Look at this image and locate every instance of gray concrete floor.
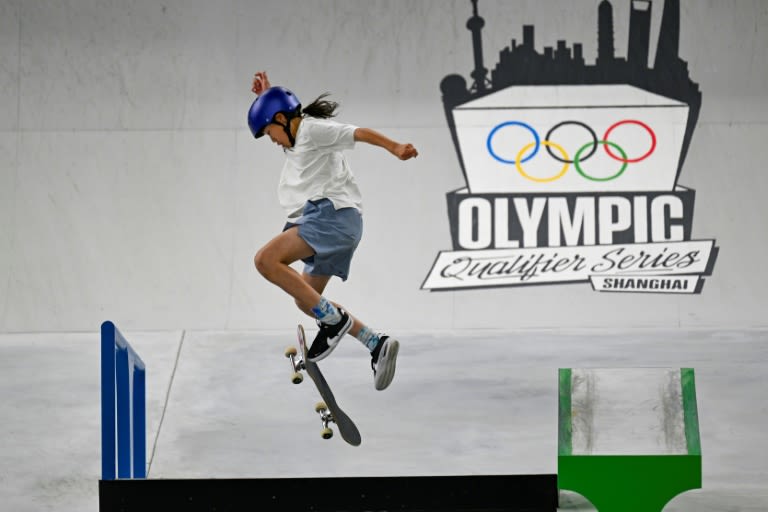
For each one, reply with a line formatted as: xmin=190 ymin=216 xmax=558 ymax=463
xmin=0 ymin=328 xmax=766 ymax=511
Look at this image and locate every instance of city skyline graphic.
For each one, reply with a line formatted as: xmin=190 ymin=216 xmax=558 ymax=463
xmin=440 ymin=0 xmax=702 ymax=186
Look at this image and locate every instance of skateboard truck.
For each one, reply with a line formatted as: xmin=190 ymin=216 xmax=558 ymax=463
xmin=284 ymin=346 xmax=305 ymax=384
xmin=314 ymin=402 xmax=334 ymax=439
xmin=284 ymin=346 xmax=338 ymax=440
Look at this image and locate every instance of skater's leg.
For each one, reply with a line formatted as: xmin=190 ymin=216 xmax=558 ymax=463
xmin=301 ymin=271 xmax=383 ymax=349
xmin=300 ymin=272 xmax=397 ymax=389
xmin=255 ymin=229 xmax=351 ymax=360
xmin=255 ymin=227 xmax=330 ymax=316
xmin=299 ymin=272 xmax=368 ymax=336
xmin=294 ymin=272 xmax=330 ymax=316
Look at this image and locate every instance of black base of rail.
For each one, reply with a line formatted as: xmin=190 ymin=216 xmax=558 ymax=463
xmin=100 ymin=473 xmax=558 ymax=512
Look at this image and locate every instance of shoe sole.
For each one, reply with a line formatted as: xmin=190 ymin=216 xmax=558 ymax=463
xmin=307 ymin=315 xmax=353 ymax=363
xmin=374 ymin=339 xmax=399 ymax=390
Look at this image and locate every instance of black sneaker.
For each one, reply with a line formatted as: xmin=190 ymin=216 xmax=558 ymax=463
xmin=307 ymin=309 xmax=352 ymax=362
xmin=371 ymin=335 xmax=399 ymax=390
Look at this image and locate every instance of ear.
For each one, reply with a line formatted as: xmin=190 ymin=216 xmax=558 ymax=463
xmin=273 ymin=112 xmax=288 ymax=124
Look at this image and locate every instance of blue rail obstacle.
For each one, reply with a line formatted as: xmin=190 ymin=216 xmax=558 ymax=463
xmin=558 ymin=367 xmax=702 ymax=512
xmin=101 ymin=321 xmax=146 ymax=480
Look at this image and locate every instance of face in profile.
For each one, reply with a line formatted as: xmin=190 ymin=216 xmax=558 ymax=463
xmin=263 ymin=113 xmax=293 ymax=148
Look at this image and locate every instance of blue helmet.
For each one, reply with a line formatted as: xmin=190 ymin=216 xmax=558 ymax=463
xmin=247 ymin=86 xmax=301 ymax=139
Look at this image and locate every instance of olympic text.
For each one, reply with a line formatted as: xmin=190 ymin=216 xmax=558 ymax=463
xmin=449 ymin=191 xmax=694 ymax=250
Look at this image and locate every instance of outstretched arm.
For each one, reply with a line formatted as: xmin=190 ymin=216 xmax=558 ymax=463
xmin=354 ymin=127 xmax=418 ymax=160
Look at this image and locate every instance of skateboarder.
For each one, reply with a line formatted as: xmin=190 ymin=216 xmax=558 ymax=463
xmin=249 ymin=71 xmax=417 ymax=391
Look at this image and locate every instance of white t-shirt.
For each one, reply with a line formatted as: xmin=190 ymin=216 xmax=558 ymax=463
xmin=278 ymin=116 xmax=363 ymax=221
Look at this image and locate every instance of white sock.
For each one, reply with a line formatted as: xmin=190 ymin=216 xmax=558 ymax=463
xmin=355 ymin=326 xmax=381 ymax=352
xmin=311 ymin=296 xmax=342 ymax=325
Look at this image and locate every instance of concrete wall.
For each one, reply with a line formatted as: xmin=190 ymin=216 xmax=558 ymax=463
xmin=0 ymin=0 xmax=766 ymax=333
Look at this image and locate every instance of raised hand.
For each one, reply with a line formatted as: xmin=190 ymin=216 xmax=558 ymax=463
xmin=252 ymin=71 xmax=271 ymax=95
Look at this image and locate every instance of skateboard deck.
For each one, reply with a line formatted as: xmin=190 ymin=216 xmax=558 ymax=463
xmin=284 ymin=324 xmax=361 ymax=446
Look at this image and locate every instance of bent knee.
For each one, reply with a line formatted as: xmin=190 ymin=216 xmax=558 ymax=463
xmin=254 ymin=248 xmax=273 ymax=277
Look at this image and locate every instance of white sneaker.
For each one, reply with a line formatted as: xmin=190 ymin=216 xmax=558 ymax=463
xmin=371 ymin=335 xmax=399 ymax=390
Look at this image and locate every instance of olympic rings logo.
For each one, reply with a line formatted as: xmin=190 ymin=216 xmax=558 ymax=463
xmin=486 ymin=120 xmax=657 ymax=182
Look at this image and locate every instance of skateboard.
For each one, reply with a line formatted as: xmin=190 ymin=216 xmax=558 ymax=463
xmin=284 ymin=324 xmax=362 ymax=446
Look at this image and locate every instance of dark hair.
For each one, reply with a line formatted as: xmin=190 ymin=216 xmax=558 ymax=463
xmin=301 ymin=93 xmax=339 ymax=119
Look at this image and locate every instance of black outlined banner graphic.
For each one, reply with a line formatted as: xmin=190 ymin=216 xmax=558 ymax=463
xmin=422 ymin=240 xmax=716 ymax=291
xmin=424 ymin=1 xmax=716 ymax=295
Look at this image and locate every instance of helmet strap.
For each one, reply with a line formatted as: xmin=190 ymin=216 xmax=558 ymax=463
xmin=282 ymin=120 xmax=296 ymax=147
xmin=274 ymin=108 xmax=300 ymax=147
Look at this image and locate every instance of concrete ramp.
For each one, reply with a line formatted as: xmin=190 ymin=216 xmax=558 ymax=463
xmin=558 ymin=368 xmax=702 ymax=512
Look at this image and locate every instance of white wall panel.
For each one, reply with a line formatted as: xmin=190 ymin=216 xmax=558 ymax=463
xmin=1 ymin=0 xmax=767 ymax=332
xmin=676 ymin=122 xmax=768 ymax=328
xmin=4 ymin=130 xmax=236 ymax=331
xmin=0 ymin=1 xmax=19 ymax=131
xmin=19 ymin=0 xmax=239 ymax=131
xmin=0 ymin=134 xmax=17 ymax=329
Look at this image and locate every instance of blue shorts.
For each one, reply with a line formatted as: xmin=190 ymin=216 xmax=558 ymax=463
xmin=283 ymin=199 xmax=363 ymax=281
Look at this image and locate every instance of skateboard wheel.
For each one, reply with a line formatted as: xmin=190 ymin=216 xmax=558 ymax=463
xmin=315 ymin=401 xmax=327 ymax=413
xmin=321 ymin=427 xmax=333 ymax=439
xmin=284 ymin=346 xmax=298 ymax=358
xmin=291 ymin=372 xmax=303 ymax=384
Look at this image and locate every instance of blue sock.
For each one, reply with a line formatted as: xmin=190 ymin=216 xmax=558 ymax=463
xmin=355 ymin=326 xmax=381 ymax=352
xmin=311 ymin=296 xmax=342 ymax=325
